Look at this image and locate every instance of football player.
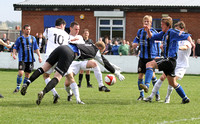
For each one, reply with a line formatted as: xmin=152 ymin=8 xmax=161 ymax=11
xmin=144 ymin=21 xmax=194 ymax=103
xmin=140 ymin=17 xmax=195 ymax=104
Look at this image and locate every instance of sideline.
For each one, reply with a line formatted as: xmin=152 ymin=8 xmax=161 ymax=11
xmin=158 ymin=117 xmax=200 ymax=124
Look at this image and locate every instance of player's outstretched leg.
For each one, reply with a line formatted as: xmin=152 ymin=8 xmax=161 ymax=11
xmin=21 ymin=67 xmax=44 ymax=95
xmin=152 ymin=76 xmax=160 ymax=101
xmin=36 ymin=77 xmax=59 ymax=105
xmin=175 ymin=84 xmax=190 ymax=104
xmin=137 ymin=79 xmax=144 ymax=100
xmin=140 ymin=67 xmax=154 ymax=93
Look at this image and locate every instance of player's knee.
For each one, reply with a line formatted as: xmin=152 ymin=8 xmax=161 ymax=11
xmin=146 ymin=61 xmax=155 ymax=68
xmin=43 ymin=73 xmax=50 ymax=79
xmin=87 ymin=60 xmax=97 ymax=68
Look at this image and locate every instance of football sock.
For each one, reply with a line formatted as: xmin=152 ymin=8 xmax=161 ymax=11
xmin=16 ymin=75 xmax=22 ymax=90
xmin=70 ymin=82 xmax=81 ymax=102
xmin=145 ymin=68 xmax=153 ymax=88
xmin=45 ymin=77 xmax=58 ymax=96
xmin=93 ymin=66 xmax=104 ymax=87
xmin=43 ymin=77 xmax=59 ymax=95
xmin=152 ymin=76 xmax=159 ymax=95
xmin=64 ymin=85 xmax=72 ymax=96
xmin=78 ymin=74 xmax=83 ymax=85
xmin=86 ymin=74 xmax=91 ymax=85
xmin=150 ymin=79 xmax=163 ymax=98
xmin=28 ymin=67 xmax=44 ymax=84
xmin=165 ymin=85 xmax=173 ymax=99
xmin=175 ymin=84 xmax=187 ymax=100
xmin=138 ymin=79 xmax=144 ymax=97
xmin=23 ymin=77 xmax=29 ymax=84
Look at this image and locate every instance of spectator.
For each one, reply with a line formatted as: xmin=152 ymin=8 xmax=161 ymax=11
xmin=35 ymin=32 xmax=39 ymax=39
xmin=111 ymin=40 xmax=120 ymax=55
xmin=36 ymin=33 xmax=46 ymax=53
xmin=0 ymin=33 xmax=7 ymax=52
xmin=4 ymin=39 xmax=12 ymax=52
xmin=195 ymin=39 xmax=200 ymax=57
xmin=99 ymin=37 xmax=103 ymax=42
xmin=103 ymin=37 xmax=112 ymax=55
xmin=118 ymin=39 xmax=129 ymax=56
xmin=190 ymin=40 xmax=196 ymax=56
xmin=126 ymin=40 xmax=131 ymax=55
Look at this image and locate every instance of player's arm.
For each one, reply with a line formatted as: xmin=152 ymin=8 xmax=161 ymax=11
xmin=187 ymin=36 xmax=195 ymax=57
xmin=12 ymin=38 xmax=20 ymax=60
xmin=0 ymin=39 xmax=11 ymax=48
xmin=179 ymin=45 xmax=189 ymax=50
xmin=144 ymin=25 xmax=152 ymax=38
xmin=94 ymin=51 xmax=125 ymax=81
xmin=12 ymin=49 xmax=17 ymax=60
xmin=35 ymin=49 xmax=42 ymax=63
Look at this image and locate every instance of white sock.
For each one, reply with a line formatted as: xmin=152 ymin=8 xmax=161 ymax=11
xmin=165 ymin=85 xmax=173 ymax=99
xmin=45 ymin=77 xmax=58 ymax=96
xmin=149 ymin=79 xmax=163 ymax=98
xmin=70 ymin=82 xmax=81 ymax=102
xmin=64 ymin=85 xmax=72 ymax=96
xmin=93 ymin=66 xmax=104 ymax=87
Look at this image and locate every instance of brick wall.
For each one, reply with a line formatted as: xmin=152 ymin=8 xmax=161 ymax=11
xmin=22 ymin=11 xmax=200 ymax=43
xmin=22 ymin=11 xmax=96 ymax=41
xmin=126 ymin=12 xmax=200 ymax=42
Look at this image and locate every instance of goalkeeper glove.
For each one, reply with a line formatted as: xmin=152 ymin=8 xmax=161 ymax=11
xmin=114 ymin=70 xmax=125 ymax=81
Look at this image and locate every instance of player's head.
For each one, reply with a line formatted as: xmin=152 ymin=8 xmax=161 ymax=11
xmin=143 ymin=15 xmax=152 ymax=27
xmin=174 ymin=21 xmax=185 ymax=31
xmin=83 ymin=29 xmax=89 ymax=39
xmin=95 ymin=41 xmax=105 ymax=54
xmin=22 ymin=24 xmax=31 ymax=36
xmin=161 ymin=16 xmax=173 ymax=32
xmin=55 ymin=18 xmax=66 ymax=26
xmin=70 ymin=21 xmax=80 ymax=35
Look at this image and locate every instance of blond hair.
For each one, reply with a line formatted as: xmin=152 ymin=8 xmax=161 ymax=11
xmin=95 ymin=41 xmax=105 ymax=50
xmin=143 ymin=15 xmax=152 ymax=23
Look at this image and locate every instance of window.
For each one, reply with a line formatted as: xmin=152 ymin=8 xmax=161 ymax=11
xmin=97 ymin=18 xmax=125 ymax=42
xmin=152 ymin=19 xmax=180 ymax=32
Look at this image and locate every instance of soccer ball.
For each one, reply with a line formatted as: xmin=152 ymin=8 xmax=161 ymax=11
xmin=105 ymin=74 xmax=117 ymax=86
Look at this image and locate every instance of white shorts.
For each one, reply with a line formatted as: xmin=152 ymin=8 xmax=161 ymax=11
xmin=64 ymin=60 xmax=89 ymax=76
xmin=175 ymin=66 xmax=186 ymax=80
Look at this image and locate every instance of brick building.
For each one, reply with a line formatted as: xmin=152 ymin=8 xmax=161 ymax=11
xmin=14 ymin=0 xmax=200 ymax=42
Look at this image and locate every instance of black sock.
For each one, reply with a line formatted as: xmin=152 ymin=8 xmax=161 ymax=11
xmin=86 ymin=74 xmax=90 ymax=85
xmin=28 ymin=67 xmax=44 ymax=85
xmin=79 ymin=74 xmax=83 ymax=85
xmin=43 ymin=77 xmax=59 ymax=95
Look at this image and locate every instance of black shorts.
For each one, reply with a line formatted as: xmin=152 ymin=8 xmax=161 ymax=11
xmin=155 ymin=57 xmax=176 ymax=77
xmin=137 ymin=58 xmax=154 ymax=73
xmin=18 ymin=61 xmax=34 ymax=73
xmin=46 ymin=45 xmax=75 ymax=76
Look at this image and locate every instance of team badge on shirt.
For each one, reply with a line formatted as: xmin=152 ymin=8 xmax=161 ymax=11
xmin=30 ymin=38 xmax=33 ymax=43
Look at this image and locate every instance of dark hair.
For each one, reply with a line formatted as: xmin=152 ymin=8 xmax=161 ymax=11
xmin=161 ymin=16 xmax=173 ymax=28
xmin=23 ymin=24 xmax=30 ymax=30
xmin=174 ymin=21 xmax=185 ymax=29
xmin=70 ymin=21 xmax=79 ymax=28
xmin=55 ymin=18 xmax=66 ymax=26
xmin=83 ymin=28 xmax=89 ymax=33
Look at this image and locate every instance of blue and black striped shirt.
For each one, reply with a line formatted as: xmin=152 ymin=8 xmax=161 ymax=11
xmin=133 ymin=28 xmax=161 ymax=59
xmin=13 ymin=35 xmax=39 ymax=62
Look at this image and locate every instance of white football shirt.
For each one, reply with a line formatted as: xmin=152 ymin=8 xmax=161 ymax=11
xmin=43 ymin=27 xmax=70 ymax=56
xmin=68 ymin=34 xmax=85 ymax=44
xmin=176 ymin=40 xmax=192 ymax=68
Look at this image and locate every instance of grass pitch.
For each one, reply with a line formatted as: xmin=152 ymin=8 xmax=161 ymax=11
xmin=0 ymin=70 xmax=200 ymax=124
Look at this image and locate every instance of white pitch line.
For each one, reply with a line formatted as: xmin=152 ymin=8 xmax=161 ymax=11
xmin=158 ymin=117 xmax=200 ymax=124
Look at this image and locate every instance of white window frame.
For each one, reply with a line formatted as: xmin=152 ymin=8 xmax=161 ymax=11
xmin=96 ymin=18 xmax=125 ymax=41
